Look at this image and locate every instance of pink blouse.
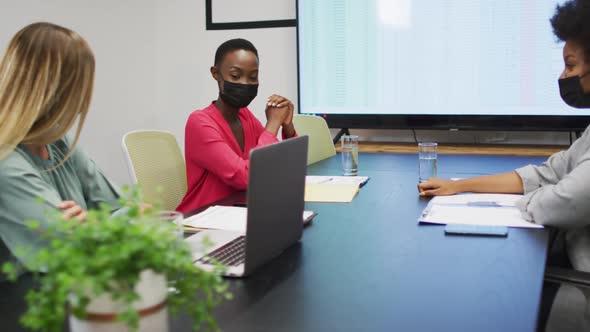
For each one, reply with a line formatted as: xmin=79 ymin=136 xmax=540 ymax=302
xmin=176 ymin=102 xmax=286 ymax=213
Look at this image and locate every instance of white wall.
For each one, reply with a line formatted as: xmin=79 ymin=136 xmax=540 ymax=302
xmin=0 ymin=0 xmax=297 ymax=184
xmin=0 ymin=0 xmax=569 ymax=185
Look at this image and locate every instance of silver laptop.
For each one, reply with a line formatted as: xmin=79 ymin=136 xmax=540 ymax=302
xmin=185 ymin=135 xmax=308 ymax=277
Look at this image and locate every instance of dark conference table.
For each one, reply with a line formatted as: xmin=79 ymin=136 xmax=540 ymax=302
xmin=1 ymin=153 xmax=550 ymax=332
xmin=189 ymin=153 xmax=550 ymax=332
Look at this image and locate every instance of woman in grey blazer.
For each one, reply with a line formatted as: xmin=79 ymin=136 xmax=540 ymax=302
xmin=419 ymin=0 xmax=590 ymax=330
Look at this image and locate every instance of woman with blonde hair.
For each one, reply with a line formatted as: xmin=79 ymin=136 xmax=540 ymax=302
xmin=0 ymin=23 xmax=119 ymax=271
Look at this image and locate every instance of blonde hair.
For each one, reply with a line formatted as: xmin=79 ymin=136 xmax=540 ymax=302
xmin=0 ymin=22 xmax=95 ymax=164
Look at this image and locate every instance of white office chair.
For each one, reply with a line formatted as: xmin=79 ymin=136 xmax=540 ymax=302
xmin=122 ymin=130 xmax=187 ymax=211
xmin=292 ymin=114 xmax=336 ymax=164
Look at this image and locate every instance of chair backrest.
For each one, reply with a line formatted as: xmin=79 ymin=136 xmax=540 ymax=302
xmin=122 ymin=130 xmax=187 ymax=211
xmin=292 ymin=114 xmax=336 ymax=164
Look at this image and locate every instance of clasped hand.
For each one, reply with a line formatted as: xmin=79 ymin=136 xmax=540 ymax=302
xmin=265 ymin=94 xmax=293 ymax=126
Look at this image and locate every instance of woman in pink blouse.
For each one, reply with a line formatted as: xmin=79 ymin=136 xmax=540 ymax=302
xmin=176 ymin=38 xmax=296 ymax=212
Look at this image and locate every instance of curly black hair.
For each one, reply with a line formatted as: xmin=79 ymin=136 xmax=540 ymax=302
xmin=214 ymin=38 xmax=258 ymax=67
xmin=551 ymin=0 xmax=590 ymax=60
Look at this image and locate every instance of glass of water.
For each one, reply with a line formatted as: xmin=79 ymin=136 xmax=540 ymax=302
xmin=418 ymin=142 xmax=438 ymax=183
xmin=156 ymin=211 xmax=184 ymax=294
xmin=341 ymin=135 xmax=359 ymax=176
xmin=157 ymin=210 xmax=184 ymax=239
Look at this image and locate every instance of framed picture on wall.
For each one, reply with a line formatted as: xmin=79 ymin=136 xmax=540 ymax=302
xmin=206 ymin=0 xmax=296 ymax=30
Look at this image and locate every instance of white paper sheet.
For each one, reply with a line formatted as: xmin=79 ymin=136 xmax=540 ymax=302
xmin=183 ymin=206 xmax=316 ymax=233
xmin=419 ymin=194 xmax=543 ymax=229
xmin=429 ymin=193 xmax=522 ymax=207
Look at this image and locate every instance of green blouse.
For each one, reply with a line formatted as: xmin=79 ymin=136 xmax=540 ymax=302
xmin=0 ymin=137 xmax=120 ymax=270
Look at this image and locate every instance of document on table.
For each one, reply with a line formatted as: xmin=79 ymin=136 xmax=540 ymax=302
xmin=418 ymin=193 xmax=543 ymax=229
xmin=304 ymin=183 xmax=360 ymax=202
xmin=304 ymin=176 xmax=368 ymax=202
xmin=183 ymin=206 xmax=316 ymax=233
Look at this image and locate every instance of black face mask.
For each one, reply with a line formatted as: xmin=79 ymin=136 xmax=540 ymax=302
xmin=558 ymin=72 xmax=590 ymax=108
xmin=219 ymin=77 xmax=258 ymax=109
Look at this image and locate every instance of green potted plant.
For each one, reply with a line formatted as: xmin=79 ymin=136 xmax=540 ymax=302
xmin=2 ymin=187 xmax=230 ymax=332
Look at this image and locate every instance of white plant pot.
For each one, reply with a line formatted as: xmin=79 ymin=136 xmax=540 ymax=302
xmin=69 ymin=270 xmax=169 ymax=332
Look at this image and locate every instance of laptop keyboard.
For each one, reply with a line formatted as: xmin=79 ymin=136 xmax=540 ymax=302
xmin=196 ymin=236 xmax=246 ymax=266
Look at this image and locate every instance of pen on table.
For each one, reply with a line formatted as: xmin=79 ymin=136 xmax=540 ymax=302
xmin=433 ymin=201 xmax=506 ymax=208
xmin=466 ymin=201 xmax=502 ymax=207
xmin=359 ymin=178 xmax=370 ymax=188
xmin=317 ymin=177 xmax=333 ymax=184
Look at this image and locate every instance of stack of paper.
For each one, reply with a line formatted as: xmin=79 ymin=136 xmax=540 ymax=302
xmin=304 ymin=176 xmax=369 ymax=203
xmin=418 ymin=193 xmax=543 ymax=229
xmin=183 ymin=206 xmax=316 ymax=233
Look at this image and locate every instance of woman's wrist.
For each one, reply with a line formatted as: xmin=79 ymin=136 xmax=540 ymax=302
xmin=264 ymin=120 xmax=281 ymax=136
xmin=452 ymin=179 xmax=467 ymax=194
xmin=282 ymin=123 xmax=296 ymax=138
